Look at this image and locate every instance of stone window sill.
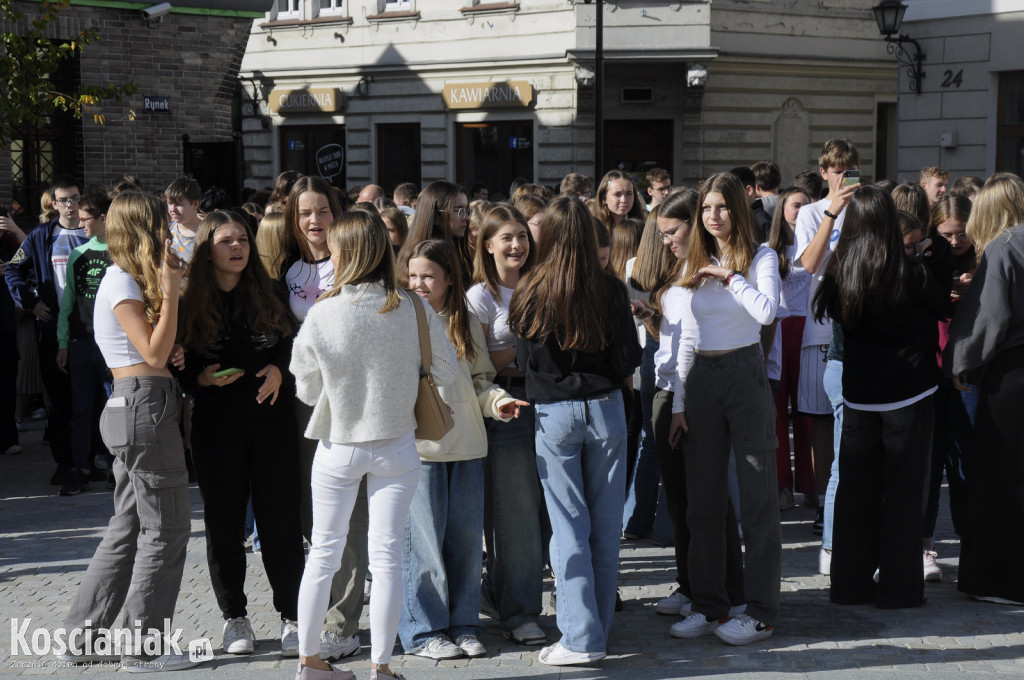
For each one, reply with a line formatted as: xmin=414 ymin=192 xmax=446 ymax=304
xmin=261 ymin=15 xmax=354 ymax=28
xmin=460 ymin=2 xmax=519 ymax=15
xmin=366 ymin=10 xmax=420 ymax=23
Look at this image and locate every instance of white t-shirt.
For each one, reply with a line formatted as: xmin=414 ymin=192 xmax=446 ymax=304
xmin=466 ymin=282 xmax=515 ymax=353
xmin=286 ymin=257 xmax=334 ymax=322
xmin=51 ymin=226 xmax=88 ymax=309
xmin=794 ymin=198 xmax=846 ymax=347
xmin=777 ymin=244 xmax=811 ymax=320
xmin=93 ymin=265 xmax=147 ymax=369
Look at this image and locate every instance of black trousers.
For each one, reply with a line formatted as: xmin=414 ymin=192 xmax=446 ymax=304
xmin=651 ymin=388 xmax=744 ymax=607
xmin=36 ymin=327 xmax=72 ymax=467
xmin=831 ymin=397 xmax=933 ymax=609
xmin=0 ymin=330 xmax=17 ymax=451
xmin=191 ymin=407 xmax=306 ymax=621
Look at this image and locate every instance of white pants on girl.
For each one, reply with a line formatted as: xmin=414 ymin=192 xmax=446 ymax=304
xmin=297 ymin=432 xmax=421 ymax=664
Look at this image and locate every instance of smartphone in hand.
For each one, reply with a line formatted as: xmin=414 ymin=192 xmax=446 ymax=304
xmin=842 ymin=169 xmax=860 ymax=187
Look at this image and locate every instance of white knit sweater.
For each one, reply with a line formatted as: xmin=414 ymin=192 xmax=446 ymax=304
xmin=290 ymin=283 xmax=459 ymax=444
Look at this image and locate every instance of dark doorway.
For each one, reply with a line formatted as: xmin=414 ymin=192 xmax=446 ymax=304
xmin=455 ymin=120 xmax=533 ymax=199
xmin=377 ymin=123 xmax=421 ymax=195
xmin=183 ymin=135 xmax=242 ymax=203
xmin=603 ymin=119 xmax=673 ymax=178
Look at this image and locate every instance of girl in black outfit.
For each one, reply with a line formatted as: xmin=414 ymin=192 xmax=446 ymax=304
xmin=812 ymin=186 xmax=952 ymax=609
xmin=177 ymin=210 xmax=306 ymax=655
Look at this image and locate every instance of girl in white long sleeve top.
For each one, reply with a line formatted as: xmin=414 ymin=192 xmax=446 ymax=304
xmin=666 ymin=173 xmax=782 ymax=647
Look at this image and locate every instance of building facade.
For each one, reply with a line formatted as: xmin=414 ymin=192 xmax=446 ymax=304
xmin=896 ymin=0 xmax=1024 ymax=181
xmin=1 ymin=0 xmax=263 ymax=224
xmin=240 ymin=0 xmax=898 ymax=196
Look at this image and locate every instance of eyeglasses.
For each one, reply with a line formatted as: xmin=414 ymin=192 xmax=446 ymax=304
xmin=657 ymin=222 xmax=688 ymax=240
xmin=78 ymin=215 xmax=96 ymax=224
xmin=54 ymin=196 xmax=82 ymax=206
xmin=441 ymin=207 xmax=469 ymax=219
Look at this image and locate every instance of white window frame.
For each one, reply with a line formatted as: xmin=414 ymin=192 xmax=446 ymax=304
xmin=383 ymin=0 xmax=412 ymax=11
xmin=317 ymin=0 xmax=346 ymax=16
xmin=276 ymin=0 xmax=301 ymax=19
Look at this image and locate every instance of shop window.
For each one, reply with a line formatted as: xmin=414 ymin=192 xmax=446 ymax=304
xmin=376 ymin=123 xmax=421 ymax=195
xmin=997 ymin=71 xmax=1024 ymax=176
xmin=455 ymin=121 xmax=533 ymax=200
xmin=280 ymin=125 xmax=347 ymax=188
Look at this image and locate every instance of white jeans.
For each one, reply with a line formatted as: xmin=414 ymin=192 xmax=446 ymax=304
xmin=297 ymin=432 xmax=421 ymax=663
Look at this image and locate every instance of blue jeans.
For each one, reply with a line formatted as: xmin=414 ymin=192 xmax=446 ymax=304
xmin=482 ymin=384 xmax=543 ymax=631
xmin=822 ymin=360 xmax=843 ymax=551
xmin=623 ymin=337 xmax=660 ymax=535
xmin=399 ymin=458 xmax=484 ymax=652
xmin=535 ymin=390 xmax=626 ymax=653
xmin=69 ymin=339 xmax=112 ymax=472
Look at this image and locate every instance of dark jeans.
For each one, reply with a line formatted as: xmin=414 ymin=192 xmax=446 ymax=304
xmin=831 ymin=397 xmax=933 ymax=609
xmin=623 ymin=337 xmax=661 ymax=536
xmin=0 ymin=330 xmax=17 ymax=451
xmin=68 ymin=339 xmax=111 ymax=472
xmin=192 ymin=409 xmax=306 ymax=621
xmin=684 ymin=345 xmax=780 ymax=625
xmin=37 ymin=327 xmax=72 ymax=467
xmin=652 ymin=388 xmax=744 ymax=606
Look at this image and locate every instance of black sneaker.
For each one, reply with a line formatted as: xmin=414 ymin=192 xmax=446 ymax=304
xmin=50 ymin=464 xmax=71 ymax=486
xmin=59 ymin=471 xmax=91 ymax=496
xmin=812 ymin=506 xmax=824 ymax=535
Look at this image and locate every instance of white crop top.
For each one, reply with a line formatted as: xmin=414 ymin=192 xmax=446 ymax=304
xmin=667 ymin=246 xmax=780 ymax=411
xmin=466 ymin=282 xmax=516 ymax=353
xmin=93 ymin=265 xmax=147 ymax=369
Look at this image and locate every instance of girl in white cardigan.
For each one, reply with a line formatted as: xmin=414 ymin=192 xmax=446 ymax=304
xmin=291 ymin=212 xmax=458 ymax=680
xmin=399 ymin=239 xmax=527 ymax=660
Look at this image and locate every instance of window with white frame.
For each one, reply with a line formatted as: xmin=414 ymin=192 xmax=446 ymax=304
xmin=318 ymin=0 xmax=346 ymax=16
xmin=383 ymin=0 xmax=412 ymax=11
xmin=276 ymin=0 xmax=300 ymax=18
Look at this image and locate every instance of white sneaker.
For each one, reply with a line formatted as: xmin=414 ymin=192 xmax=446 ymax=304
xmin=454 ymin=634 xmax=486 ymax=657
xmin=655 ymin=590 xmax=693 ymax=616
xmin=413 ymin=636 xmax=463 ymax=659
xmin=669 ymin=612 xmax=725 ymax=638
xmin=123 ymin=650 xmax=201 ymax=673
xmin=715 ymin=614 xmax=774 ymax=645
xmin=281 ymin=619 xmax=300 ymax=658
xmin=222 ymin=616 xmax=255 ymax=654
xmin=923 ymin=549 xmax=943 ymax=582
xmin=819 ymin=548 xmax=832 ymax=576
xmin=537 ymin=641 xmax=605 ymax=666
xmin=320 ymin=630 xmax=361 ymax=660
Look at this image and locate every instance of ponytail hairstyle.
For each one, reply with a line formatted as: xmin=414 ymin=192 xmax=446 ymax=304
xmin=319 ymin=210 xmax=401 ymax=313
xmin=105 ymin=191 xmax=170 ymax=324
xmin=508 ymin=195 xmax=629 ymax=352
xmin=179 ymin=210 xmax=293 ymax=352
xmin=682 ymin=173 xmax=758 ymax=287
xmin=766 ymin=186 xmax=811 ymax=279
xmin=409 ymin=239 xmax=476 ymax=362
xmin=812 ymin=185 xmax=905 ymax=328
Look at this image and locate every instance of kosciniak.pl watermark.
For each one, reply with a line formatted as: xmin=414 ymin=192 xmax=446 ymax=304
xmin=10 ymin=618 xmax=213 ymax=662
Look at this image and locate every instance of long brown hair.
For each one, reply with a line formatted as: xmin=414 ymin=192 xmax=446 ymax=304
xmin=285 ymin=176 xmax=343 ymax=263
xmin=594 ymin=170 xmax=648 ymax=228
xmin=473 ymin=203 xmax=536 ymax=302
xmin=767 ymin=187 xmax=811 ymax=278
xmin=409 ymin=239 xmax=476 ymax=362
xmin=255 ymin=211 xmax=289 ymax=279
xmin=508 ymin=195 xmax=629 ymax=352
xmin=682 ymin=173 xmax=758 ymax=288
xmin=105 ymin=191 xmax=170 ymax=324
xmin=320 ymin=210 xmax=401 ymax=313
xmin=630 ymin=188 xmax=696 ymax=310
xmin=396 ymin=180 xmax=471 ymax=286
xmin=609 ymin=217 xmax=642 ymax=281
xmin=179 ymin=211 xmax=294 ymax=352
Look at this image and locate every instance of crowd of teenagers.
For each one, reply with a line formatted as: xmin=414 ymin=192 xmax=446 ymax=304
xmin=1 ymin=138 xmax=1023 ymax=677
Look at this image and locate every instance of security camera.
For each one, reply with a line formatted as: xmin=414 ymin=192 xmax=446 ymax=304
xmin=142 ymin=2 xmax=172 ymax=22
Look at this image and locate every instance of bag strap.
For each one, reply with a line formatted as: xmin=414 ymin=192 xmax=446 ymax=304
xmin=406 ymin=290 xmax=432 ymax=374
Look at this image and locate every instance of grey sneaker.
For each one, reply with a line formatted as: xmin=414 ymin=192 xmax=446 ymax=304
xmin=413 ymin=635 xmax=463 ymax=659
xmin=454 ymin=634 xmax=486 ymax=657
xmin=295 ymin=662 xmax=356 ymax=680
xmin=655 ymin=590 xmax=692 ymax=616
xmin=503 ymin=621 xmax=546 ymax=646
xmin=320 ymin=630 xmax=361 ymax=660
xmin=222 ymin=616 xmax=255 ymax=654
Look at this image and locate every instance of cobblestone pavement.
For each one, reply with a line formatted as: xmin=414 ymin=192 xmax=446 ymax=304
xmin=2 ymin=419 xmax=1023 ymax=679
